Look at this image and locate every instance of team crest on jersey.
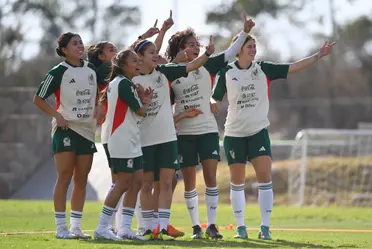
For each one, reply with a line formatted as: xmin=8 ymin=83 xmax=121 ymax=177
xmin=251 ymin=68 xmax=259 ymax=80
xmin=192 ymin=69 xmax=203 ymax=80
xmin=63 ymin=137 xmax=71 ymax=147
xmin=88 ymin=74 xmax=95 ymax=85
xmin=155 ymin=76 xmax=164 ymax=88
xmin=127 ymin=159 xmax=134 ymax=168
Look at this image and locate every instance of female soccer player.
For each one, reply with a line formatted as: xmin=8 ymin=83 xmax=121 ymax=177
xmin=33 ymin=32 xmax=100 ymax=239
xmin=212 ymin=28 xmax=336 ymax=240
xmin=165 ymin=13 xmax=254 ymax=239
xmin=133 ymin=35 xmax=215 ymax=240
xmin=88 ymin=22 xmax=170 ymax=236
xmin=94 ymin=49 xmax=153 ymax=240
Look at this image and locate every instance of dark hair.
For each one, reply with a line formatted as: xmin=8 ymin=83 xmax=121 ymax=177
xmin=165 ymin=28 xmax=197 ymax=61
xmin=87 ymin=41 xmax=110 ymax=68
xmin=100 ymin=49 xmax=134 ymax=104
xmin=133 ymin=39 xmax=155 ymax=55
xmin=56 ymin=32 xmax=80 ymax=57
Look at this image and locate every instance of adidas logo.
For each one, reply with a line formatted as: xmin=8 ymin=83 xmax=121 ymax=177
xmin=212 ymin=150 xmax=218 ymax=155
xmin=232 ymin=77 xmax=238 ymax=81
xmin=259 ymin=146 xmax=266 ymax=152
xmin=69 ymin=78 xmax=76 ymax=84
xmin=175 ymin=79 xmax=181 ymax=85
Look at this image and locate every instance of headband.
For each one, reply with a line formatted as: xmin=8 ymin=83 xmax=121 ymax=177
xmin=135 ymin=40 xmax=151 ymax=53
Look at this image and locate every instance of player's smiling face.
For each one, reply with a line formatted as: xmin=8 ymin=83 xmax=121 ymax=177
xmin=182 ymin=36 xmax=200 ymax=62
xmin=240 ymin=39 xmax=256 ymax=61
xmin=140 ymin=43 xmax=158 ymax=69
xmin=63 ymin=36 xmax=84 ymax=60
xmin=124 ymin=51 xmax=141 ymax=78
xmin=100 ymin=43 xmax=117 ymax=62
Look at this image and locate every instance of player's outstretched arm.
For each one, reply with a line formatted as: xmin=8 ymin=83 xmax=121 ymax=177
xmin=154 ymin=10 xmax=174 ymax=53
xmin=288 ymin=41 xmax=336 ymax=74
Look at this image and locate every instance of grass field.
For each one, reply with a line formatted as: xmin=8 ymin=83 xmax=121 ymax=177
xmin=1 ymin=201 xmax=372 ymax=248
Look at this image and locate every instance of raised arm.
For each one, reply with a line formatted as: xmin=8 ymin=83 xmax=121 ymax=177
xmin=185 ymin=35 xmax=215 ymax=72
xmin=224 ymin=13 xmax=255 ymax=61
xmin=288 ymin=41 xmax=336 ymax=74
xmin=130 ymin=23 xmax=160 ymax=49
xmin=154 ymin=10 xmax=174 ymax=53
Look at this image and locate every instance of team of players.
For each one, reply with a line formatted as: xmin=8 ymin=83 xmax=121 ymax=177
xmin=33 ymin=10 xmax=335 ymax=241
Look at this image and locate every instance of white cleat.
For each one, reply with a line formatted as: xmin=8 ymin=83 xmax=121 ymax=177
xmin=56 ymin=226 xmax=78 ymax=239
xmin=136 ymin=227 xmax=147 ymax=236
xmin=70 ymin=227 xmax=92 ymax=240
xmin=118 ymin=227 xmax=146 ymax=241
xmin=94 ymin=227 xmax=121 ymax=241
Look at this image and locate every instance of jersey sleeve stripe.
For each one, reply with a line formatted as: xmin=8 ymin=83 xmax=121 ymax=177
xmin=38 ymin=74 xmax=54 ymax=98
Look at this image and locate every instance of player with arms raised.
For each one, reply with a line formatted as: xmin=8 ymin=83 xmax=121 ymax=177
xmin=212 ymin=21 xmax=336 ymax=240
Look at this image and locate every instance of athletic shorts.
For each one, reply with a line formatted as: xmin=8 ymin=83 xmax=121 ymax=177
xmin=102 ymin=143 xmax=112 ymax=168
xmin=224 ymin=128 xmax=271 ymax=165
xmin=52 ymin=127 xmax=97 ymax=155
xmin=177 ymin=132 xmax=220 ymax=168
xmin=110 ymin=156 xmax=143 ymax=174
xmin=142 ymin=141 xmax=179 ymax=181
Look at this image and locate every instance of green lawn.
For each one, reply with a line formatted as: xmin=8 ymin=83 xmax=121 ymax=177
xmin=0 ymin=201 xmax=371 ymax=248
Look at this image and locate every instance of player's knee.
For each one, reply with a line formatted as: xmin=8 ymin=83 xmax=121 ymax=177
xmin=73 ymin=176 xmax=88 ymax=190
xmin=141 ymin=180 xmax=153 ymax=193
xmin=56 ymin=172 xmax=73 ymax=187
xmin=160 ymin=179 xmax=173 ymax=192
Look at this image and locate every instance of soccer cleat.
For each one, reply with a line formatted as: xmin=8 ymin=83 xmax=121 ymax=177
xmin=70 ymin=227 xmax=92 ymax=240
xmin=56 ymin=226 xmax=78 ymax=239
xmin=205 ymin=224 xmax=223 ymax=239
xmin=153 ymin=225 xmax=159 ymax=240
xmin=234 ymin=225 xmax=248 ymax=239
xmin=118 ymin=227 xmax=146 ymax=241
xmin=108 ymin=225 xmax=117 ymax=235
xmin=142 ymin=229 xmax=155 ymax=241
xmin=136 ymin=227 xmax=147 ymax=236
xmin=94 ymin=227 xmax=121 ymax=240
xmin=258 ymin=225 xmax=272 ymax=240
xmin=158 ymin=229 xmax=175 ymax=241
xmin=167 ymin=224 xmax=184 ymax=238
xmin=191 ymin=225 xmax=203 ymax=239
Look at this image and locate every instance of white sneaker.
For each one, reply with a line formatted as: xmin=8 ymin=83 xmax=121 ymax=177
xmin=108 ymin=225 xmax=117 ymax=234
xmin=70 ymin=227 xmax=92 ymax=240
xmin=94 ymin=226 xmax=121 ymax=241
xmin=118 ymin=227 xmax=146 ymax=241
xmin=56 ymin=226 xmax=78 ymax=239
xmin=137 ymin=227 xmax=146 ymax=236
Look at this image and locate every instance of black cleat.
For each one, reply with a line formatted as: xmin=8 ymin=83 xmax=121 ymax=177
xmin=191 ymin=225 xmax=203 ymax=239
xmin=205 ymin=224 xmax=223 ymax=239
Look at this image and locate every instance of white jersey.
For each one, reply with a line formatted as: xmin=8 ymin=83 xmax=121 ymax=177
xmin=171 ymin=53 xmax=226 ymax=135
xmin=212 ymin=61 xmax=289 ymax=137
xmin=106 ymin=75 xmax=143 ymax=158
xmin=133 ymin=64 xmax=188 ymax=147
xmin=36 ymin=60 xmax=97 ymax=142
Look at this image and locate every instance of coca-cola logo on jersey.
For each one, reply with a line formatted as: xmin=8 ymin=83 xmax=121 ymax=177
xmin=76 ymin=89 xmax=91 ymax=96
xmin=183 ymin=84 xmax=199 ymax=95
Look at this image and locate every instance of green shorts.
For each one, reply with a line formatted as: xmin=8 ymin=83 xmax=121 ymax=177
xmin=52 ymin=128 xmax=97 ymax=155
xmin=177 ymin=132 xmax=220 ymax=168
xmin=110 ymin=156 xmax=143 ymax=174
xmin=224 ymin=128 xmax=272 ymax=165
xmin=102 ymin=143 xmax=112 ymax=168
xmin=142 ymin=141 xmax=179 ymax=181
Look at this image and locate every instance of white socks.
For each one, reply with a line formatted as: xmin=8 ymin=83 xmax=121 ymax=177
xmin=158 ymin=209 xmax=171 ymax=231
xmin=70 ymin=211 xmax=82 ymax=229
xmin=205 ymin=186 xmax=218 ymax=226
xmin=258 ymin=182 xmax=273 ymax=227
xmin=230 ymin=183 xmax=245 ymax=227
xmin=98 ymin=205 xmax=114 ymax=228
xmin=184 ymin=189 xmax=200 ymax=226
